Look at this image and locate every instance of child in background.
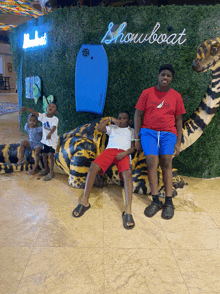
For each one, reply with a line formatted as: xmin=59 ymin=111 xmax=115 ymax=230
xmin=19 ymin=103 xmax=59 ymax=181
xmin=72 ymin=111 xmax=135 ymax=230
xmin=17 ymin=113 xmax=43 ymax=175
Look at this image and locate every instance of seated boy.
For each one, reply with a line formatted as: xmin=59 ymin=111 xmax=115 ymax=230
xmin=72 ymin=111 xmax=135 ymax=230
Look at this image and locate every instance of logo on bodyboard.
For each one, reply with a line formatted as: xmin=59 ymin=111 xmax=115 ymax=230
xmin=82 ymin=48 xmax=90 ymax=57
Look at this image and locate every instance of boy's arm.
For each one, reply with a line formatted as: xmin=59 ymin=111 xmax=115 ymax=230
xmin=46 ymin=126 xmax=56 ymax=140
xmin=96 ymin=117 xmax=119 ymax=133
xmin=19 ymin=106 xmax=39 ymax=117
xmin=134 ymin=109 xmax=144 ymax=152
xmin=115 ymin=141 xmax=135 ymax=160
xmin=174 ymin=114 xmax=183 ymax=156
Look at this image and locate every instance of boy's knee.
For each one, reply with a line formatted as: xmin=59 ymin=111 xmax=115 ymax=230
xmin=35 ymin=149 xmax=41 ymax=156
xmin=49 ymin=153 xmax=55 ymax=159
xmin=90 ymin=162 xmax=101 ymax=173
xmin=20 ymin=140 xmax=29 ymax=147
xmin=122 ymin=169 xmax=132 ymax=179
xmin=160 ymin=156 xmax=172 ymax=169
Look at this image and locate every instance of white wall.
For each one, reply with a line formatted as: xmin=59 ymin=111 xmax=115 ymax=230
xmin=0 ymin=43 xmax=17 ymax=89
xmin=0 ymin=57 xmax=3 ymax=74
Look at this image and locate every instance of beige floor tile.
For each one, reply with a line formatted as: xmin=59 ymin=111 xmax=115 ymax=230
xmin=34 ymin=208 xmax=104 ymax=248
xmin=16 ymin=247 xmax=104 ymax=294
xmin=208 ymin=212 xmax=220 ymax=229
xmin=0 ymin=247 xmax=32 ymax=294
xmin=181 ymin=177 xmax=220 ymax=213
xmin=173 ymin=249 xmax=220 ymax=294
xmin=172 ymin=186 xmax=204 ymax=213
xmin=0 ymin=188 xmax=48 ymax=247
xmin=104 ymin=248 xmax=189 ymax=294
xmin=161 ymin=212 xmax=220 ymax=249
xmin=52 ymin=184 xmax=104 ymax=209
xmin=103 ymin=187 xmax=170 ymax=249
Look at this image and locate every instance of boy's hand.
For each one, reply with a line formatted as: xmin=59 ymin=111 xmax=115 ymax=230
xmin=174 ymin=142 xmax=181 ymax=156
xmin=135 ymin=140 xmax=142 ymax=152
xmin=46 ymin=133 xmax=52 ymax=140
xmin=116 ymin=152 xmax=126 ymax=160
xmin=19 ymin=106 xmax=26 ymax=114
xmin=111 ymin=117 xmax=120 ymax=126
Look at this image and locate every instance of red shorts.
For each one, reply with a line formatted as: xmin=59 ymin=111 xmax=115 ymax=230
xmin=94 ymin=148 xmax=130 ymax=179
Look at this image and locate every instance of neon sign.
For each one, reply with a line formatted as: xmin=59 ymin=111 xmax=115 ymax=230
xmin=101 ymin=22 xmax=187 ymax=45
xmin=23 ymin=31 xmax=47 ymax=49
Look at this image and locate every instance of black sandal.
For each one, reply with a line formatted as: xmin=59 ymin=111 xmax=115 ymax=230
xmin=161 ymin=204 xmax=175 ymax=220
xmin=122 ymin=212 xmax=135 ymax=230
xmin=144 ymin=201 xmax=163 ymax=217
xmin=72 ymin=203 xmax=91 ymax=218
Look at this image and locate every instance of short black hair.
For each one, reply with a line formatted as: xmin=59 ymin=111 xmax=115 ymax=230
xmin=28 ymin=113 xmax=38 ymax=120
xmin=119 ymin=111 xmax=130 ymax=119
xmin=159 ymin=64 xmax=175 ymax=76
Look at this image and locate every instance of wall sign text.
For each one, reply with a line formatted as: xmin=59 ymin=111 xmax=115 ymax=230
xmin=101 ymin=22 xmax=187 ymax=45
xmin=23 ymin=31 xmax=47 ymax=49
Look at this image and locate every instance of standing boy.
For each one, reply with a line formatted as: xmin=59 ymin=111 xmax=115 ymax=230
xmin=19 ymin=103 xmax=59 ymax=181
xmin=72 ymin=111 xmax=135 ymax=230
xmin=134 ymin=64 xmax=186 ymax=220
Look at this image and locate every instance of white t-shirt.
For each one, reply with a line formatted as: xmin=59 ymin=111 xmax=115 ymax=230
xmin=106 ymin=125 xmax=134 ymax=151
xmin=38 ymin=113 xmax=59 ymax=150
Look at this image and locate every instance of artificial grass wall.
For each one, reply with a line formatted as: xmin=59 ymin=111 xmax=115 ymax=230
xmin=9 ymin=5 xmax=220 ymax=178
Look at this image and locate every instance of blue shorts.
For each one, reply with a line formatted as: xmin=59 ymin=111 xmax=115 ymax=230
xmin=139 ymin=128 xmax=177 ymax=156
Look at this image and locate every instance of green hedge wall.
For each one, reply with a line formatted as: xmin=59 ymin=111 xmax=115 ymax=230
xmin=9 ymin=5 xmax=220 ymax=178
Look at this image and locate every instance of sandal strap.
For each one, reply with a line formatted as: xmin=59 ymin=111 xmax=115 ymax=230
xmin=163 ymin=204 xmax=175 ymax=209
xmin=124 ymin=213 xmax=134 ymax=224
xmin=151 ymin=201 xmax=163 ymax=208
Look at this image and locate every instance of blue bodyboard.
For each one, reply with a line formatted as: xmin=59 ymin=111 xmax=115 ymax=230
xmin=75 ymin=44 xmax=108 ymax=115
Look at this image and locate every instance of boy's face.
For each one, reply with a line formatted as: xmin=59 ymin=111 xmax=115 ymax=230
xmin=28 ymin=116 xmax=38 ymax=128
xmin=46 ymin=103 xmax=57 ymax=115
xmin=118 ymin=112 xmax=130 ymax=128
xmin=158 ymin=69 xmax=173 ymax=87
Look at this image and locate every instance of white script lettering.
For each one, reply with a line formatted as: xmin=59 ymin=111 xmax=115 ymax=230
xmin=101 ymin=22 xmax=187 ymax=45
xmin=23 ymin=31 xmax=47 ymax=49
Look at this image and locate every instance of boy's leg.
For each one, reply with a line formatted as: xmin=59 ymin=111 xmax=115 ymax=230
xmin=17 ymin=140 xmax=30 ymax=164
xmin=159 ymin=154 xmax=175 ymax=219
xmin=42 ymin=152 xmax=49 ymax=173
xmin=73 ymin=162 xmax=101 ymax=216
xmin=159 ymin=131 xmax=177 ymax=219
xmin=144 ymin=155 xmax=163 ymax=217
xmin=159 ymin=155 xmax=173 ymax=196
xmin=28 ymin=147 xmax=42 ymax=174
xmin=121 ymin=169 xmax=134 ymax=227
xmin=48 ymin=152 xmax=55 ymax=177
xmin=159 ymin=154 xmax=173 ymax=204
xmin=145 ymin=155 xmax=159 ymax=200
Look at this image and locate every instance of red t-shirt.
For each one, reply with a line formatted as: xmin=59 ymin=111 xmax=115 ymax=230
xmin=135 ymin=86 xmax=186 ymax=136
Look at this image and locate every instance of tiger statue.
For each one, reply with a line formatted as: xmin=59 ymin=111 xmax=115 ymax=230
xmin=1 ymin=37 xmax=220 ymax=197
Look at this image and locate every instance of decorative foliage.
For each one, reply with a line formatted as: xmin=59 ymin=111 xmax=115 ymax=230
xmin=9 ymin=5 xmax=220 ymax=178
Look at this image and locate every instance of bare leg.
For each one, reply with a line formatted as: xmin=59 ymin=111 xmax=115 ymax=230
xmin=42 ymin=153 xmax=49 ymax=173
xmin=73 ymin=162 xmax=101 ymax=216
xmin=145 ymin=155 xmax=159 ymax=195
xmin=159 ymin=155 xmax=173 ymax=197
xmin=28 ymin=147 xmax=42 ymax=175
xmin=121 ymin=169 xmax=134 ymax=226
xmin=17 ymin=140 xmax=30 ymax=164
xmin=48 ymin=152 xmax=55 ymax=176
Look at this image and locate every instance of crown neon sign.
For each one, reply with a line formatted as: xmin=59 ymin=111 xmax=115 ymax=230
xmin=101 ymin=22 xmax=187 ymax=45
xmin=23 ymin=31 xmax=47 ymax=49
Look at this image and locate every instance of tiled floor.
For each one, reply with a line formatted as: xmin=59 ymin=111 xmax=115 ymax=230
xmin=1 ymin=95 xmax=220 ymax=294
